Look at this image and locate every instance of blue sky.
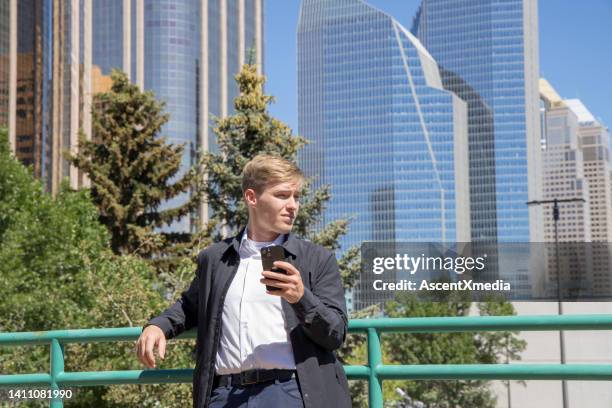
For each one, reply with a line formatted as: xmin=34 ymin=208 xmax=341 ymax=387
xmin=264 ymin=0 xmax=612 ymax=132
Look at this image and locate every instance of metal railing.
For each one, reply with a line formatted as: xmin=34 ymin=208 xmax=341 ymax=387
xmin=2 ymin=314 xmax=612 ymax=407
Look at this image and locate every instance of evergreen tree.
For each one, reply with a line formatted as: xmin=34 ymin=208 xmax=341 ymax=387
xmin=0 ymin=127 xmax=196 ymax=407
xmin=66 ymin=70 xmax=206 ymax=262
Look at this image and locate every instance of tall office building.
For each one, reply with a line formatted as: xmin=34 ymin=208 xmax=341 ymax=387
xmin=503 ymin=83 xmax=612 ymax=408
xmin=0 ymin=2 xmax=7 ymax=127
xmin=566 ymin=100 xmax=612 ymax=240
xmin=2 ymin=0 xmax=264 ymax=233
xmin=0 ymin=0 xmax=53 ymax=181
xmin=298 ymin=0 xmax=470 ymax=309
xmin=568 ymin=99 xmax=612 ymax=296
xmin=412 ymin=0 xmax=543 ymax=244
xmin=411 ymin=0 xmax=543 ymax=299
xmin=539 ymin=79 xmax=592 ymax=298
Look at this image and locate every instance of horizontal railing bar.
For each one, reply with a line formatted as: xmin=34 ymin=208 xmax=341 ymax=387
xmin=0 ymin=374 xmax=51 ymax=387
xmin=347 ymin=314 xmax=612 ymax=333
xmin=344 ymin=365 xmax=370 ymax=379
xmin=3 ymin=315 xmax=612 ymax=346
xmin=56 ymin=369 xmax=193 ymax=386
xmin=0 ymin=328 xmax=196 ymax=346
xmin=375 ymin=364 xmax=612 ymax=380
xmin=0 ymin=370 xmax=193 ymax=388
xmin=0 ymin=367 xmax=369 ymax=388
xmin=5 ymin=364 xmax=612 ymax=388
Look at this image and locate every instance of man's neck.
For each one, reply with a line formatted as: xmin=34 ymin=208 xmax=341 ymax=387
xmin=246 ymin=221 xmax=282 ymax=243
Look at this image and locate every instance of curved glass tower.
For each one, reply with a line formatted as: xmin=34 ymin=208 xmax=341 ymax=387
xmin=298 ymin=0 xmax=470 ymax=249
xmin=412 ymin=0 xmax=542 ymax=243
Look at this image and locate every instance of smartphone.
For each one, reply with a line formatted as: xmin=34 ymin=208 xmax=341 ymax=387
xmin=261 ymin=245 xmax=286 ymax=291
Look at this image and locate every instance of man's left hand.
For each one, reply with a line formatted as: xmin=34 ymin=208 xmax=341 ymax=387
xmin=261 ymin=261 xmax=304 ymax=304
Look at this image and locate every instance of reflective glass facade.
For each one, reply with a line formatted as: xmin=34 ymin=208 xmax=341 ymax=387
xmin=2 ymin=1 xmax=262 ymax=212
xmin=0 ymin=2 xmax=10 ymax=128
xmin=40 ymin=0 xmax=53 ymax=187
xmin=207 ymin=0 xmax=221 ymax=133
xmin=227 ymin=0 xmax=240 ymax=108
xmin=244 ymin=0 xmax=257 ymax=64
xmin=412 ymin=0 xmax=542 ymax=243
xmin=15 ymin=0 xmax=37 ymax=168
xmin=60 ymin=1 xmax=73 ymax=181
xmin=143 ymin=1 xmax=201 ymax=232
xmin=92 ymin=1 xmax=123 ymax=75
xmin=90 ymin=1 xmax=200 ymax=231
xmin=0 ymin=1 xmax=53 ymax=181
xmin=88 ymin=0 xmax=263 ymax=232
xmin=298 ymin=0 xmax=470 ymax=252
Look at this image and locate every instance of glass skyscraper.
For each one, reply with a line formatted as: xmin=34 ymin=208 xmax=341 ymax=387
xmin=0 ymin=0 xmax=53 ymax=182
xmin=89 ymin=0 xmax=264 ymax=232
xmin=0 ymin=1 xmax=15 ymax=139
xmin=2 ymin=0 xmax=264 ymax=233
xmin=298 ymin=0 xmax=471 ymax=248
xmin=412 ymin=0 xmax=543 ymax=244
xmin=0 ymin=2 xmax=8 ymax=130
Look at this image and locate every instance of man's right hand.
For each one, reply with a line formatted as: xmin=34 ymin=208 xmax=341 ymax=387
xmin=136 ymin=325 xmax=166 ymax=369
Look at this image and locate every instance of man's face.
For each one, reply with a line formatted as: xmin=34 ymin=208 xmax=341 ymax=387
xmin=246 ymin=180 xmax=301 ymax=235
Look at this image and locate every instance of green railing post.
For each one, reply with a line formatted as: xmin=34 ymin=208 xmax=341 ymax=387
xmin=50 ymin=338 xmax=64 ymax=408
xmin=367 ymin=328 xmax=383 ymax=408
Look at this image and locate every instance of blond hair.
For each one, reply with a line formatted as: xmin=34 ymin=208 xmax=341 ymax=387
xmin=242 ymin=154 xmax=305 ymax=193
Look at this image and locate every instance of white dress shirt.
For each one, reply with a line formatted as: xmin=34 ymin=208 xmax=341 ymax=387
xmin=214 ymin=228 xmax=296 ymax=375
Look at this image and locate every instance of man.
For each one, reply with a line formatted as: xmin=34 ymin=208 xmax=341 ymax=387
xmin=136 ymin=155 xmax=351 ymax=408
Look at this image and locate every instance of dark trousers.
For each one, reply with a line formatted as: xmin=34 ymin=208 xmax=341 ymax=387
xmin=208 ymin=377 xmax=304 ymax=408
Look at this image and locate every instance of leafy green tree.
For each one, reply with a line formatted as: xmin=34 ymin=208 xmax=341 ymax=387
xmin=0 ymin=128 xmax=108 ymax=334
xmin=0 ymin=128 xmax=195 ymax=407
xmin=66 ymin=70 xmax=206 ymax=263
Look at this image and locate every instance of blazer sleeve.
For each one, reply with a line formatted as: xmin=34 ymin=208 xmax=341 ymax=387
xmin=290 ymin=250 xmax=348 ymax=351
xmin=144 ymin=253 xmax=203 ymax=339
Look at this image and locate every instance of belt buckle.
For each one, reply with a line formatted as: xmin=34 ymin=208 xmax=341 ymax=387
xmin=240 ymin=370 xmax=259 ymax=386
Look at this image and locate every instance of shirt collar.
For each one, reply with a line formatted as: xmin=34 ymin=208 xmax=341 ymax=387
xmin=227 ymin=226 xmax=299 ymax=258
xmin=239 ymin=226 xmax=284 ymax=250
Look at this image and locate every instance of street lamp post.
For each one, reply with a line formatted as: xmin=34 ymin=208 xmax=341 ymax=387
xmin=526 ymin=197 xmax=585 ymax=408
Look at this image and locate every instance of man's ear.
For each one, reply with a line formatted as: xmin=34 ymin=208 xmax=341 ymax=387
xmin=244 ymin=188 xmax=257 ymax=207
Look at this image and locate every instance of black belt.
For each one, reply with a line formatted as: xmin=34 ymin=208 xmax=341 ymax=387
xmin=213 ymin=369 xmax=296 ymax=387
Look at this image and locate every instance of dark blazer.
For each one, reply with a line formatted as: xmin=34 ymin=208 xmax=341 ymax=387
xmin=146 ymin=229 xmax=352 ymax=408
